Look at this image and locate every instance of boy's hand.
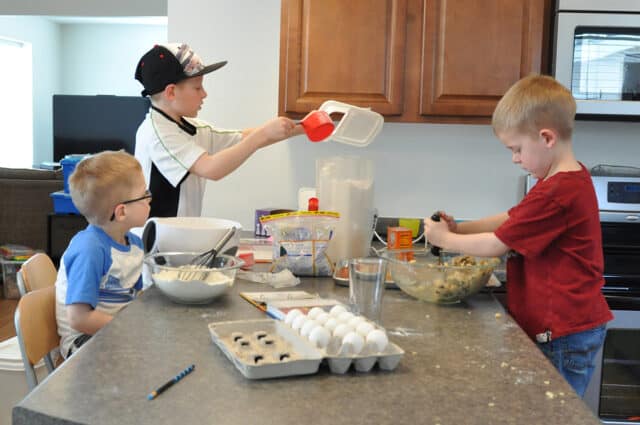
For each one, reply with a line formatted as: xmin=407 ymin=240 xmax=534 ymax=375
xmin=438 ymin=211 xmax=458 ymax=232
xmin=258 ymin=117 xmax=302 ymax=146
xmin=424 ymin=214 xmax=450 ymax=248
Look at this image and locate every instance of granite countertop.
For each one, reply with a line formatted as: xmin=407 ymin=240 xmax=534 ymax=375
xmin=13 ymin=276 xmax=600 ymax=425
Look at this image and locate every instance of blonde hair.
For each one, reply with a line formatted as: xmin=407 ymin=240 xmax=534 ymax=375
xmin=492 ymin=74 xmax=576 ymax=141
xmin=69 ymin=151 xmax=142 ymax=225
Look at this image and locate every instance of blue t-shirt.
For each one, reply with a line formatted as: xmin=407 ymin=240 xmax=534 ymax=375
xmin=55 ymin=224 xmax=144 ymax=357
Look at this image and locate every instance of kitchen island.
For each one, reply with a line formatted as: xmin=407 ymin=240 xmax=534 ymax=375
xmin=13 ymin=276 xmax=601 ymax=425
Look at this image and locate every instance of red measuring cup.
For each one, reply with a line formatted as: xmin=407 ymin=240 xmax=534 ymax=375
xmin=299 ymin=111 xmax=335 ymax=142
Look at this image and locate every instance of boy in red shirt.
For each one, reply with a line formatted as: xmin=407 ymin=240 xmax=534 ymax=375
xmin=424 ymin=74 xmax=612 ymax=396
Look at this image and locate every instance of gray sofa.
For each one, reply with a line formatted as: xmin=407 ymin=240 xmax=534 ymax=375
xmin=0 ymin=167 xmax=64 ymax=251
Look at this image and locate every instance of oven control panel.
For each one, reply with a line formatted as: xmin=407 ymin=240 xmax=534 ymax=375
xmin=593 ymin=176 xmax=640 ymax=219
xmin=607 ymin=181 xmax=640 ymax=204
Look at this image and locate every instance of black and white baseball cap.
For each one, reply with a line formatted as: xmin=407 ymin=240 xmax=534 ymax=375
xmin=135 ymin=43 xmax=227 ymax=96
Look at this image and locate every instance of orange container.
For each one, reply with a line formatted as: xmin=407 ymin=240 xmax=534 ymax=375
xmin=387 ymin=226 xmax=414 ymax=261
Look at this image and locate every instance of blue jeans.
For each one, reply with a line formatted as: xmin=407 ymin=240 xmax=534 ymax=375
xmin=536 ymin=324 xmax=606 ymax=397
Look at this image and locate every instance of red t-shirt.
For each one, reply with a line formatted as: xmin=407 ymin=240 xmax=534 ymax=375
xmin=495 ymin=164 xmax=612 ymax=340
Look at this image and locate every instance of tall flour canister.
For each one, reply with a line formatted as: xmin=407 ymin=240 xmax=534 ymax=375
xmin=316 ymin=157 xmax=375 ymax=264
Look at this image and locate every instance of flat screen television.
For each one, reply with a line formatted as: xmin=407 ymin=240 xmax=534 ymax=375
xmin=53 ymin=94 xmax=150 ymax=162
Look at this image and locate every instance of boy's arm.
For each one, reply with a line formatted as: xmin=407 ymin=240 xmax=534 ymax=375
xmin=190 ymin=117 xmax=304 ymax=181
xmin=67 ymin=303 xmax=112 ymax=335
xmin=441 ymin=232 xmax=510 ymax=257
xmin=425 ymin=213 xmax=511 ymax=257
xmin=455 ymin=212 xmax=509 ymax=234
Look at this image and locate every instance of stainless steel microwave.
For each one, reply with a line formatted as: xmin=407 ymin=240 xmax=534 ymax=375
xmin=553 ymin=0 xmax=640 ymax=118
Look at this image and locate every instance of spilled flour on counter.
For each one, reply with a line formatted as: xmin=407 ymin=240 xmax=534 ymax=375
xmin=388 ymin=327 xmax=424 ymax=337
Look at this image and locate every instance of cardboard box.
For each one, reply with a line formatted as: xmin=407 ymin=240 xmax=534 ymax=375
xmin=387 ymin=226 xmax=414 ymax=261
xmin=387 ymin=226 xmax=413 ymax=249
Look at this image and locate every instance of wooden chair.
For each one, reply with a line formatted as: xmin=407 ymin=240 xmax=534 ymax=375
xmin=16 ymin=253 xmax=57 ymax=296
xmin=14 ymin=285 xmax=61 ymax=390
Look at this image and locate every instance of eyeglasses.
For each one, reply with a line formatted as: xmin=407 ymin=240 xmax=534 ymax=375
xmin=110 ymin=189 xmax=152 ymax=221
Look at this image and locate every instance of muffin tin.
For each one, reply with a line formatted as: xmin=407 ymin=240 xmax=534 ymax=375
xmin=208 ymin=319 xmax=404 ymax=379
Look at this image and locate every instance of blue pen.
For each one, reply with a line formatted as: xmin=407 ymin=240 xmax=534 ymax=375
xmin=147 ymin=364 xmax=195 ymax=400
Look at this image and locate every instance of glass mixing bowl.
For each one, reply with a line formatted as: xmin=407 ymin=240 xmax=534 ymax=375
xmin=144 ymin=252 xmax=244 ymax=304
xmin=378 ymin=248 xmax=500 ymax=304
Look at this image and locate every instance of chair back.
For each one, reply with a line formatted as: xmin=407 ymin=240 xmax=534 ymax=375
xmin=14 ymin=286 xmax=60 ymax=390
xmin=16 ymin=253 xmax=57 ymax=296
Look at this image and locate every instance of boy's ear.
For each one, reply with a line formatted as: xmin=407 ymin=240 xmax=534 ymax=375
xmin=112 ymin=204 xmax=126 ymax=222
xmin=163 ymin=83 xmax=177 ymax=100
xmin=539 ymin=128 xmax=557 ymax=148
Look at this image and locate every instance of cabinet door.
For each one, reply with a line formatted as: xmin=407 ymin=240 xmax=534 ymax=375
xmin=279 ymin=0 xmax=408 ymax=115
xmin=420 ymin=0 xmax=550 ymax=118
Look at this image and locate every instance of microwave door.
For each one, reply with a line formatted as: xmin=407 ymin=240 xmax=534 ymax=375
xmin=554 ymin=12 xmax=640 ymax=116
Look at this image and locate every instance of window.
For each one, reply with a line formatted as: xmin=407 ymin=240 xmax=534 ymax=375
xmin=0 ymin=37 xmax=32 ymax=168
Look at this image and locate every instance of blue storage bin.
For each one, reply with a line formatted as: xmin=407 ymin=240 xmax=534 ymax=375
xmin=60 ymin=154 xmax=89 ymax=193
xmin=50 ymin=191 xmax=80 ymax=214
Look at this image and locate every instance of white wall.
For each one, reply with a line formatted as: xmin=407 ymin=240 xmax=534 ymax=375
xmin=174 ymin=0 xmax=640 ymax=227
xmin=0 ymin=16 xmax=60 ymax=165
xmin=60 ymin=23 xmax=167 ymax=96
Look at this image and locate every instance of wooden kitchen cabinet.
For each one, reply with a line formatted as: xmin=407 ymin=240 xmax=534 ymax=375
xmin=279 ymin=0 xmax=552 ymax=123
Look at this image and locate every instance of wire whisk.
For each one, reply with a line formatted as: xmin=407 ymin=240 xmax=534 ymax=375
xmin=178 ymin=227 xmax=237 ymax=280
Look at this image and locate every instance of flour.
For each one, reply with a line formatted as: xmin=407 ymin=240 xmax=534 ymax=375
xmin=153 ymin=268 xmax=232 ymax=286
xmin=321 ymin=177 xmax=374 ymax=262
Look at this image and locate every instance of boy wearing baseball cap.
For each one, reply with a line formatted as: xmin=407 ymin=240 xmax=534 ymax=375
xmin=134 ymin=43 xmax=304 ymax=217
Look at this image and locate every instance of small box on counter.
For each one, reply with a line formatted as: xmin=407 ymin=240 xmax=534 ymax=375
xmin=387 ymin=226 xmax=414 ymax=261
xmin=254 ymin=207 xmax=294 ymax=237
xmin=387 ymin=226 xmax=413 ymax=249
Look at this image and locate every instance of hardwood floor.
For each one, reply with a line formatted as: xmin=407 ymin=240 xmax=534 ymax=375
xmin=0 ymin=297 xmax=18 ymax=342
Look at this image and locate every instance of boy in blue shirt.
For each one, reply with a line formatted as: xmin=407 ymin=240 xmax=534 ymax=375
xmin=55 ymin=151 xmax=151 ymax=358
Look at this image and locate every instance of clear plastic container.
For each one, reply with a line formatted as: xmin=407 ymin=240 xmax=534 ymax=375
xmin=316 ymin=157 xmax=375 ymax=264
xmin=319 ymin=100 xmax=383 ymax=147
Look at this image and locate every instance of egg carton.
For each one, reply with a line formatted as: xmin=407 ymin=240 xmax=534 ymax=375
xmin=208 ymin=319 xmax=404 ymax=379
xmin=322 ymin=336 xmax=404 ymax=374
xmin=208 ymin=319 xmax=323 ymax=379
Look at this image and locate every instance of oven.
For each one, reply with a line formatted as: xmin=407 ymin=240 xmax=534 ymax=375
xmin=584 ymin=176 xmax=640 ymax=424
xmin=552 ymin=0 xmax=640 ymax=119
xmin=524 ymin=173 xmax=640 ymax=422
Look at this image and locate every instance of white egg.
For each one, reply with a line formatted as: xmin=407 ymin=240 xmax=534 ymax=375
xmin=323 ymin=318 xmax=339 ymax=333
xmin=307 ymin=307 xmax=325 ymax=319
xmin=337 ymin=311 xmax=355 ymax=323
xmin=291 ymin=314 xmax=308 ymax=332
xmin=356 ymin=321 xmax=375 ymax=337
xmin=333 ymin=323 xmax=354 ymax=339
xmin=284 ymin=309 xmax=303 ymax=325
xmin=314 ymin=312 xmax=330 ymax=326
xmin=308 ymin=326 xmax=331 ymax=349
xmin=329 ymin=305 xmax=348 ymax=317
xmin=342 ymin=331 xmax=365 ymax=355
xmin=348 ymin=316 xmax=367 ymax=328
xmin=300 ymin=320 xmax=318 ymax=338
xmin=366 ymin=329 xmax=389 ymax=352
